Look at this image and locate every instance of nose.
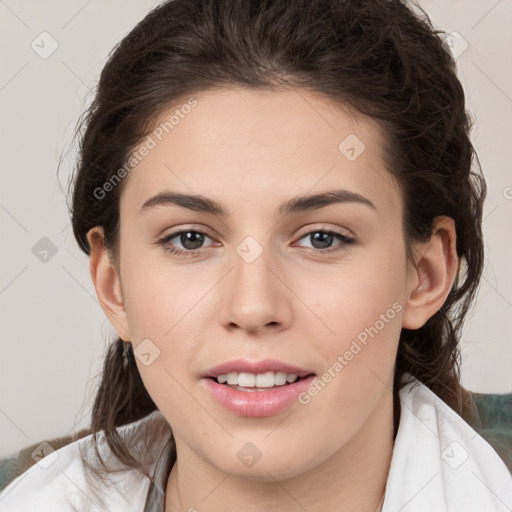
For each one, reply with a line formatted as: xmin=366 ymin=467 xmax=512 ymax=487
xmin=219 ymin=243 xmax=293 ymax=337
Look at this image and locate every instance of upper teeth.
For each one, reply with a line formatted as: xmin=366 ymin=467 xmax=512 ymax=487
xmin=217 ymin=371 xmax=299 ymax=387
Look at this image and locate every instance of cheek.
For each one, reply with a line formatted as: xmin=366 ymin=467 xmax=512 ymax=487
xmin=300 ymin=239 xmax=406 ymax=346
xmin=120 ymin=256 xmax=219 ymax=410
xmin=290 ymin=242 xmax=405 ymax=418
xmin=119 ymin=231 xmax=209 ymax=341
xmin=290 ymin=246 xmax=405 ymax=449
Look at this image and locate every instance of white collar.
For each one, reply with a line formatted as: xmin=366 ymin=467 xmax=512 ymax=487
xmin=382 ymin=375 xmax=512 ymax=511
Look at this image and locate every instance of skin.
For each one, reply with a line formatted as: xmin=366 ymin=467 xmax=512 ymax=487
xmin=87 ymin=87 xmax=458 ymax=512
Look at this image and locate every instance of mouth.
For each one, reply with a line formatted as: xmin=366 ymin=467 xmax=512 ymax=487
xmin=202 ymin=372 xmax=317 ymax=417
xmin=201 ymin=359 xmax=317 ymax=415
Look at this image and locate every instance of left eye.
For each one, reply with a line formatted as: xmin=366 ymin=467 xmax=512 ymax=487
xmin=158 ymin=229 xmax=355 ymax=257
xmin=294 ymin=230 xmax=355 ymax=251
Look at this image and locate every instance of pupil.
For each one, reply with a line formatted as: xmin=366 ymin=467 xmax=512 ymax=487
xmin=181 ymin=231 xmax=203 ymax=250
xmin=311 ymin=232 xmax=333 ymax=249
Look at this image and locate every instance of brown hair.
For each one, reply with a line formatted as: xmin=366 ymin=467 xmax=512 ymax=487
xmin=68 ymin=0 xmax=487 ymax=482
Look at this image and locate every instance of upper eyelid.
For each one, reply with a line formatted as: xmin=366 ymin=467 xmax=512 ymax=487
xmin=161 ymin=221 xmax=353 ymax=237
xmin=295 ymin=224 xmax=353 ymax=239
xmin=161 ymin=225 xmax=352 ymax=239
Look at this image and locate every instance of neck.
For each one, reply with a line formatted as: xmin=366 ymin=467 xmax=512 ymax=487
xmin=165 ymin=388 xmax=394 ymax=512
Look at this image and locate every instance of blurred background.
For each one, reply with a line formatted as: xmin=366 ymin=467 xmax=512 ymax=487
xmin=1 ymin=0 xmax=511 ymax=458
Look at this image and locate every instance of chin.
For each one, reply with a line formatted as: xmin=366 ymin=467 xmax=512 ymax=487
xmin=206 ymin=445 xmax=321 ymax=483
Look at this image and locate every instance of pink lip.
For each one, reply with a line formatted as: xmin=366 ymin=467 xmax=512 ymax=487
xmin=203 ymin=358 xmax=314 ymax=378
xmin=202 ymin=374 xmax=317 ymax=417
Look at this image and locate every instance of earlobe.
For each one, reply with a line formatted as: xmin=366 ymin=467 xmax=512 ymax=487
xmin=86 ymin=226 xmax=131 ymax=341
xmin=402 ymin=216 xmax=459 ymax=330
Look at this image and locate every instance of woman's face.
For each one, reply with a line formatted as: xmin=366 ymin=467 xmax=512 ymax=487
xmin=112 ymin=87 xmax=413 ymax=479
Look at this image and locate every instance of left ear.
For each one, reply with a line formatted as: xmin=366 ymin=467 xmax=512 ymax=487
xmin=402 ymin=215 xmax=459 ymax=330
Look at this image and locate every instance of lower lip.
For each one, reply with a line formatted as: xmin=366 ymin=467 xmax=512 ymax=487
xmin=201 ymin=375 xmax=317 ymax=417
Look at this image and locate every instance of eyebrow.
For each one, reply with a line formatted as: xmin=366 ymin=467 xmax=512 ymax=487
xmin=139 ymin=189 xmax=377 ymax=217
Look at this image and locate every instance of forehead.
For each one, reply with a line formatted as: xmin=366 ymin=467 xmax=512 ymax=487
xmin=120 ymin=87 xmax=401 ymax=219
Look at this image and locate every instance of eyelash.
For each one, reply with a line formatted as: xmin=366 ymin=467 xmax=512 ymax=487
xmin=157 ymin=228 xmax=356 ymax=257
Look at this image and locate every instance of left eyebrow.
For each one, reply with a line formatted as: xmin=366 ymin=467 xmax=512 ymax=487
xmin=139 ymin=188 xmax=377 ymax=217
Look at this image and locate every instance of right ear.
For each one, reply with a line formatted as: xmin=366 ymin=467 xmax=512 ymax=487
xmin=86 ymin=226 xmax=131 ymax=341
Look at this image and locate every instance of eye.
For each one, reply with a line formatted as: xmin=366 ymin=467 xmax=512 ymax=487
xmin=294 ymin=229 xmax=355 ymax=253
xmin=157 ymin=229 xmax=215 ymax=257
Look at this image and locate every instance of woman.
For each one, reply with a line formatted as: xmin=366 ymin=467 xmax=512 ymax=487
xmin=1 ymin=0 xmax=511 ymax=511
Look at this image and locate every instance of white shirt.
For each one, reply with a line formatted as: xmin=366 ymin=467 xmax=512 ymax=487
xmin=1 ymin=374 xmax=511 ymax=511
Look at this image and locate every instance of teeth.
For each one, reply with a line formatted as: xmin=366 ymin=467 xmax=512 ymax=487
xmin=216 ymin=371 xmax=300 ymax=387
xmin=256 ymin=371 xmax=276 ymax=387
xmin=226 ymin=372 xmax=239 ymax=385
xmin=238 ymin=372 xmax=256 ymax=387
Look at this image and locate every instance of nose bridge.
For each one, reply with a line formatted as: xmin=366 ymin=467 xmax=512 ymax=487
xmin=220 ymin=235 xmax=291 ymax=334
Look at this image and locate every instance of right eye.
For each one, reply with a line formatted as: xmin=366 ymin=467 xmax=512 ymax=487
xmin=158 ymin=230 xmax=216 ymax=257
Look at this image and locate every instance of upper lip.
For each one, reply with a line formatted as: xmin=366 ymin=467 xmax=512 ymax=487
xmin=204 ymin=359 xmax=315 ymax=378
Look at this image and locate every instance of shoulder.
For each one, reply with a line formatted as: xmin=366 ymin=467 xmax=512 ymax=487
xmin=0 ymin=410 xmax=170 ymax=512
xmin=382 ymin=374 xmax=512 ymax=511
